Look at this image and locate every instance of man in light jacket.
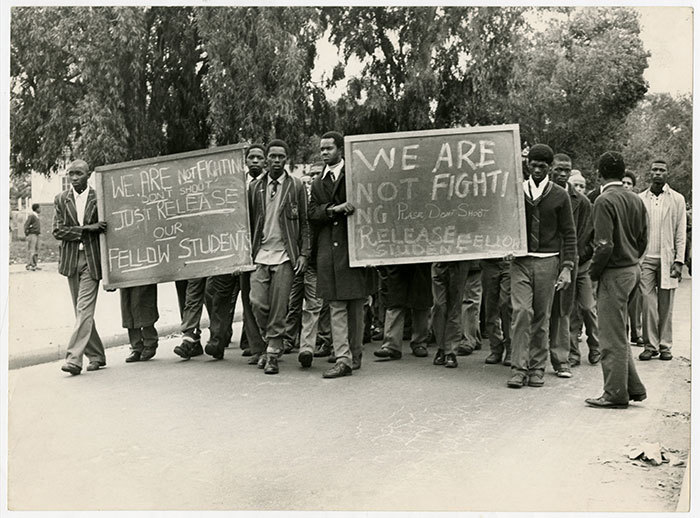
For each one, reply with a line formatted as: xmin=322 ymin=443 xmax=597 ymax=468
xmin=638 ymin=159 xmax=686 ymax=361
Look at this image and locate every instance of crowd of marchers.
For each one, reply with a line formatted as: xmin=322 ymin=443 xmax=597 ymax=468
xmin=52 ymin=133 xmax=687 ymax=408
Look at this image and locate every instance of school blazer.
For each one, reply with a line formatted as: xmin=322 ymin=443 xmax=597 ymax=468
xmin=52 ymin=188 xmax=102 ymax=280
xmin=248 ymin=172 xmax=310 ymax=265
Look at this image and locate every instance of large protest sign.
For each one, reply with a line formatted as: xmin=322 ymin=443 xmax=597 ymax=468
xmin=95 ymin=144 xmax=252 ymax=289
xmin=345 ymin=125 xmax=527 ymax=266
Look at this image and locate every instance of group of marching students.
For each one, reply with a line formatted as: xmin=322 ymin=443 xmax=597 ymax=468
xmin=57 ymin=133 xmax=688 ymax=404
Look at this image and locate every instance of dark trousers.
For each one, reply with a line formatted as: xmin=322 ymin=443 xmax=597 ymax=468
xmin=569 ymin=260 xmax=600 ymax=362
xmin=481 ymin=259 xmax=511 ymax=354
xmin=204 ymin=273 xmax=241 ymax=349
xmin=510 ymin=256 xmax=558 ymax=375
xmin=283 ymin=270 xmax=306 ymax=349
xmin=179 ymin=278 xmax=207 ymax=339
xmin=240 ymin=271 xmax=266 ymax=355
xmin=598 ymin=265 xmax=646 ymax=403
xmin=128 ymin=326 xmax=158 ymax=352
xmin=432 ymin=261 xmax=469 ymax=354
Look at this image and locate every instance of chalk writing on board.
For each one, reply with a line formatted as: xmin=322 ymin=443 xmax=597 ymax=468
xmin=345 ymin=125 xmax=528 ymax=267
xmin=95 ymin=144 xmax=252 ymax=289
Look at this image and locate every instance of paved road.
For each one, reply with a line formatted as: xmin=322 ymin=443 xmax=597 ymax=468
xmin=6 ymin=280 xmax=691 ymax=511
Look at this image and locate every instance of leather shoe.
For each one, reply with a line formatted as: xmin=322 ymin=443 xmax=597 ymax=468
xmin=659 ymin=350 xmax=673 ymax=361
xmin=411 ymin=345 xmax=428 ymax=358
xmin=328 ymin=351 xmax=337 ymax=363
xmin=242 ymin=349 xmax=252 ymax=357
xmin=374 ymin=347 xmax=402 ymax=360
xmin=257 ymin=354 xmax=267 ymax=369
xmin=190 ymin=343 xmax=204 ymax=357
xmin=585 ymin=396 xmax=628 ymax=409
xmin=456 ymin=345 xmax=473 ymax=356
xmin=569 ymin=358 xmax=581 ymax=367
xmin=248 ymin=353 xmax=261 ymax=365
xmin=205 ymin=343 xmax=225 ymax=360
xmin=313 ymin=344 xmax=332 ymax=357
xmin=264 ymin=355 xmax=279 ymax=374
xmin=502 ymin=351 xmax=512 ymax=366
xmin=125 ymin=351 xmax=141 ymax=363
xmin=323 ymin=362 xmax=352 ymax=378
xmin=444 ymin=353 xmax=458 ymax=368
xmin=61 ymin=363 xmax=81 ymax=375
xmin=630 ymin=393 xmax=647 ymax=402
xmin=588 ymin=350 xmax=601 ymax=365
xmin=485 ymin=352 xmax=502 ymax=364
xmin=433 ymin=349 xmax=445 ymax=366
xmin=639 ymin=349 xmax=659 ymax=361
xmin=352 ymin=354 xmax=362 ymax=371
xmin=528 ymin=372 xmax=545 ymax=387
xmin=140 ymin=348 xmax=156 ymax=361
xmin=298 ymin=350 xmax=313 ymax=368
xmin=507 ymin=372 xmax=527 ymax=388
xmin=86 ymin=361 xmax=104 ymax=372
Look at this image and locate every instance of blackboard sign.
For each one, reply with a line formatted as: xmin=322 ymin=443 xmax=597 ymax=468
xmin=346 ymin=125 xmax=527 ymax=266
xmin=95 ymin=144 xmax=253 ymax=289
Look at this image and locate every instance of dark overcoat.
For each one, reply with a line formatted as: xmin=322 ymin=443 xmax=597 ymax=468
xmin=120 ymin=284 xmax=159 ymax=329
xmin=379 ymin=263 xmax=433 ymax=310
xmin=308 ymin=166 xmax=372 ymax=301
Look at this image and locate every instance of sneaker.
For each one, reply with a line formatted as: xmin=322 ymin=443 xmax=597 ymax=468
xmin=556 ymin=367 xmax=573 ymax=378
xmin=507 ymin=372 xmax=528 ymax=388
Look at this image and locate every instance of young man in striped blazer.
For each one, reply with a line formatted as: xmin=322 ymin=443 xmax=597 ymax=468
xmin=53 ymin=159 xmax=108 ymax=375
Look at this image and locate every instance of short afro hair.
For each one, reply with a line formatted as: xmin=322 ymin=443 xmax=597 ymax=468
xmin=246 ymin=144 xmax=266 ymax=157
xmin=321 ymin=131 xmax=344 ymax=149
xmin=266 ymin=139 xmax=289 ymax=156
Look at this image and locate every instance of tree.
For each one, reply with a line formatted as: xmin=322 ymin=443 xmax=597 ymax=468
xmin=322 ymin=7 xmax=528 ymax=135
xmin=10 ymin=6 xmax=209 ymax=175
xmin=506 ymin=7 xmax=649 ymax=176
xmin=621 ymin=93 xmax=692 ymax=201
xmin=196 ymin=6 xmax=323 ymax=163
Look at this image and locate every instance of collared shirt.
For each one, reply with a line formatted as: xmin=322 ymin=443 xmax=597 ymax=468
xmin=646 ymin=183 xmax=669 ymax=258
xmin=246 ymin=171 xmax=261 ymax=188
xmin=523 ymin=175 xmax=550 ymax=201
xmin=523 ymin=176 xmax=558 ymax=258
xmin=323 ymin=159 xmax=344 ymax=182
xmin=601 ymin=180 xmax=623 ymax=193
xmin=255 ymin=172 xmax=290 ymax=265
xmin=72 ymin=186 xmax=89 ymax=251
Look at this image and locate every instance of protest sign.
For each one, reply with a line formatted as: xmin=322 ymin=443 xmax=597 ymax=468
xmin=95 ymin=144 xmax=252 ymax=289
xmin=345 ymin=125 xmax=528 ymax=266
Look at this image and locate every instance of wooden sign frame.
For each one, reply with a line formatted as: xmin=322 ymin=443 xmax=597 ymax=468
xmin=95 ymin=143 xmax=254 ymax=289
xmin=345 ymin=124 xmax=528 ymax=267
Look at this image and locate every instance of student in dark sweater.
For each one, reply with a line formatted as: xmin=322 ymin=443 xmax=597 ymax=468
xmin=507 ymin=144 xmax=577 ymax=389
xmin=586 ymin=152 xmax=648 ymax=408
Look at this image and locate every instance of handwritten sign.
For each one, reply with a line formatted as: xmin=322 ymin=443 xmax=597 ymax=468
xmin=346 ymin=125 xmax=527 ymax=266
xmin=95 ymin=144 xmax=252 ymax=289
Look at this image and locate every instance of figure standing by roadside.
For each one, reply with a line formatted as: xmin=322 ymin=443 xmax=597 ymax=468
xmin=638 ymin=160 xmax=686 ymax=361
xmin=24 ymin=203 xmax=41 ymax=271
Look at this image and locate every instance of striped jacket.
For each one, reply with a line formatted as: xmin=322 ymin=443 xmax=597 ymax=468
xmin=52 ymin=188 xmax=102 ymax=280
xmin=248 ymin=172 xmax=310 ymax=265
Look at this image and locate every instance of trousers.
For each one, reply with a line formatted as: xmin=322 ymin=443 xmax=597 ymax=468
xmin=432 ymin=261 xmax=469 ymax=354
xmin=640 ymin=256 xmax=675 ymax=352
xmin=598 ymin=265 xmax=646 ymax=403
xmin=65 ymin=251 xmax=105 ymax=369
xmin=480 ymin=259 xmax=512 ymax=354
xmin=250 ymin=262 xmax=295 ymax=356
xmin=329 ymin=298 xmax=365 ymax=367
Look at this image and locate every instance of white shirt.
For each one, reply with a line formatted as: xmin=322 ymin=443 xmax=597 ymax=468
xmin=524 ymin=175 xmax=550 ymax=201
xmin=72 ymin=186 xmax=89 ymax=251
xmin=646 ymin=183 xmax=669 ymax=258
xmin=323 ymin=159 xmax=344 ymax=182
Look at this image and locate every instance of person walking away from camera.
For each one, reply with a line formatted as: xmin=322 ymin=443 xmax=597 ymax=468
xmin=53 ymin=159 xmax=107 ymax=375
xmin=585 ymin=152 xmax=648 ymax=408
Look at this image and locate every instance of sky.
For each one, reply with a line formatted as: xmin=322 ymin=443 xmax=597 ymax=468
xmin=312 ymin=6 xmax=694 ymax=100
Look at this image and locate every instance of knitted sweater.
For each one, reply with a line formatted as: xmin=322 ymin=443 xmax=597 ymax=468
xmin=523 ymin=181 xmax=577 ymax=269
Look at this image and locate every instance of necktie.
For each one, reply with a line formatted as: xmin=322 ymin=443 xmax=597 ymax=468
xmin=528 ymin=183 xmax=540 ymax=251
xmin=270 ymin=179 xmax=278 ymax=199
xmin=328 ymin=170 xmax=336 ymax=183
